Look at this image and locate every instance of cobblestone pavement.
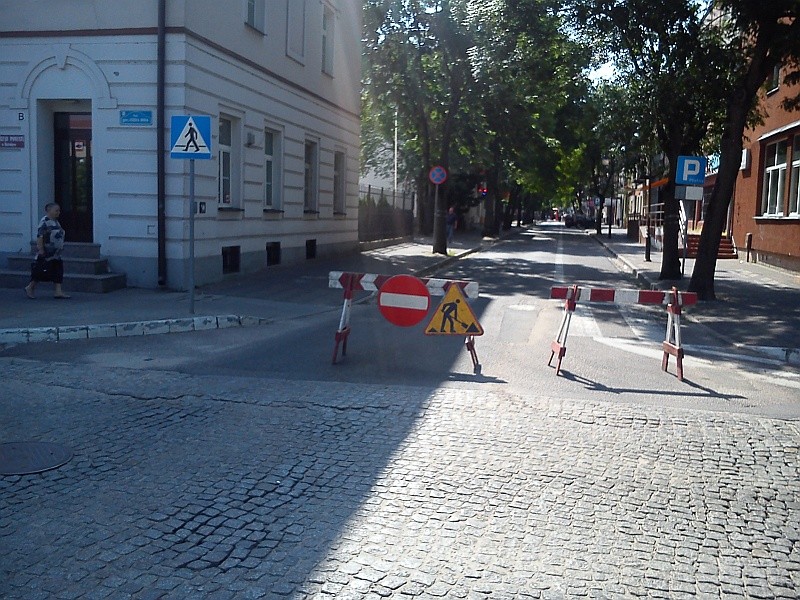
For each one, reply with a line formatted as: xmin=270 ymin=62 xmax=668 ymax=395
xmin=2 ymin=358 xmax=799 ymax=599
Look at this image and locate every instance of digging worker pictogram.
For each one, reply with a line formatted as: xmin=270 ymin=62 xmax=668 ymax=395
xmin=439 ymin=298 xmax=464 ymax=332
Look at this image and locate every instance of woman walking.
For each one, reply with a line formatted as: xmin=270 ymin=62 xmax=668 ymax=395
xmin=25 ymin=202 xmax=70 ymax=299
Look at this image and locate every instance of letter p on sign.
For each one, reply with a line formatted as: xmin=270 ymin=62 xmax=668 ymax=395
xmin=676 ymin=156 xmax=707 ymax=186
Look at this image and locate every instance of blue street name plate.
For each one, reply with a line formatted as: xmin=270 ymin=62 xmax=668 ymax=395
xmin=120 ymin=110 xmax=153 ymax=126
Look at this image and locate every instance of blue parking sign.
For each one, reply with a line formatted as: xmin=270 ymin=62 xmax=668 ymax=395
xmin=675 ymin=156 xmax=707 ymax=186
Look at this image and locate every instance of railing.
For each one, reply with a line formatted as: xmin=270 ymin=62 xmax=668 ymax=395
xmin=678 ymin=200 xmax=688 ymax=275
xmin=358 ymin=185 xmax=415 ymax=242
xmin=647 ymin=200 xmax=690 ymax=274
xmin=646 ymin=201 xmax=665 ymax=251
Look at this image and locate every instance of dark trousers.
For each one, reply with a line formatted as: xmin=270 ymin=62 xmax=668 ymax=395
xmin=31 ymin=257 xmax=64 ymax=284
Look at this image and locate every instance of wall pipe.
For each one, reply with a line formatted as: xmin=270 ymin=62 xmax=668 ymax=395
xmin=157 ymin=0 xmax=167 ymax=286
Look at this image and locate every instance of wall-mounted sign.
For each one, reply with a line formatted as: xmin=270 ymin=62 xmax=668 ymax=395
xmin=120 ymin=110 xmax=153 ymax=126
xmin=0 ymin=135 xmax=24 ymax=148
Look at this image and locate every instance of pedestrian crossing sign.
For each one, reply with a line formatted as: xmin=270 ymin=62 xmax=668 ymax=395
xmin=170 ymin=115 xmax=212 ymax=159
xmin=424 ymin=283 xmax=483 ymax=336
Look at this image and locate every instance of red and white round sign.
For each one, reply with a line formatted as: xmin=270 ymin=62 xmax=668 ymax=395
xmin=429 ymin=165 xmax=448 ymax=185
xmin=377 ymin=275 xmax=431 ymax=327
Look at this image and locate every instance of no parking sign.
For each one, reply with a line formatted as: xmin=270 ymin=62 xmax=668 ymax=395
xmin=428 ymin=165 xmax=448 ymax=185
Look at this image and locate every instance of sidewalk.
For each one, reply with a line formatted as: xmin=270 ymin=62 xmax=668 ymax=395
xmin=0 ymin=231 xmax=490 ymax=347
xmin=590 ymin=226 xmax=800 ymax=365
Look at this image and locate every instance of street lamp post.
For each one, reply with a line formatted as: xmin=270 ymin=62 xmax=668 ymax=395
xmin=644 ymin=174 xmax=651 ymax=262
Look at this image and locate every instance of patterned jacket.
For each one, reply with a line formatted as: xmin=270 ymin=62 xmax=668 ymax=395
xmin=37 ymin=216 xmax=65 ymax=260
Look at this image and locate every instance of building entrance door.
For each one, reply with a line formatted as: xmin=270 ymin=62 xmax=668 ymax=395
xmin=54 ymin=112 xmax=93 ymax=243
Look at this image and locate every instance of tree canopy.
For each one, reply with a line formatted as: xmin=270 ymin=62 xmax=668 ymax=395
xmin=362 ymin=0 xmax=592 ymax=245
xmin=569 ymin=0 xmax=800 ymax=297
xmin=363 ymin=1 xmax=800 ymax=296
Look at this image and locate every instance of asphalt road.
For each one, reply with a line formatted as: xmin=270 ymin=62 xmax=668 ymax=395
xmin=3 ymin=227 xmax=797 ymax=415
xmin=2 ymin=226 xmax=799 ymax=599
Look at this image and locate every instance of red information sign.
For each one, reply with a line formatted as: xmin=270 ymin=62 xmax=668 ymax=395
xmin=0 ymin=135 xmax=25 ymax=148
xmin=377 ymin=275 xmax=431 ymax=327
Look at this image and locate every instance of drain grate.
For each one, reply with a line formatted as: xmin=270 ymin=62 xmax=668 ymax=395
xmin=0 ymin=442 xmax=73 ymax=476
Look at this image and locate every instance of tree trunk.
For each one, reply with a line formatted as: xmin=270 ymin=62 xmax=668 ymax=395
xmin=432 ymin=180 xmax=448 ymax=255
xmin=689 ymin=43 xmax=777 ymax=299
xmin=659 ymin=173 xmax=682 ymax=281
xmin=482 ymin=165 xmax=502 ymax=236
xmin=417 ymin=175 xmax=433 ymax=235
xmin=687 ymin=108 xmax=745 ymax=300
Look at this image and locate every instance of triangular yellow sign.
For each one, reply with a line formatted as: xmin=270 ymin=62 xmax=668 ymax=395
xmin=424 ymin=284 xmax=483 ymax=336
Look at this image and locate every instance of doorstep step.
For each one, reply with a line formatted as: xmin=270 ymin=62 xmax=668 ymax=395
xmin=0 ymin=270 xmax=127 ymax=293
xmin=29 ymin=241 xmax=103 ymax=259
xmin=8 ymin=254 xmax=114 ymax=276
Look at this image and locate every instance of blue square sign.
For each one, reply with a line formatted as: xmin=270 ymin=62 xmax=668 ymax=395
xmin=170 ymin=115 xmax=212 ymax=159
xmin=675 ymin=156 xmax=707 ymax=186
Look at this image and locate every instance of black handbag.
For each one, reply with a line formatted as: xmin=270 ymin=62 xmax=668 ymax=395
xmin=31 ymin=256 xmax=52 ymax=282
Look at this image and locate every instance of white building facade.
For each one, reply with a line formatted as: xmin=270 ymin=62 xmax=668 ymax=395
xmin=0 ymin=0 xmax=361 ymax=288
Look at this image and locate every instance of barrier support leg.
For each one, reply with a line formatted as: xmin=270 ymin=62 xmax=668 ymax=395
xmin=548 ymin=285 xmax=579 ymax=375
xmin=332 ymin=275 xmax=355 ymax=364
xmin=661 ymin=287 xmax=685 ymax=381
xmin=465 ymin=336 xmax=481 ymax=375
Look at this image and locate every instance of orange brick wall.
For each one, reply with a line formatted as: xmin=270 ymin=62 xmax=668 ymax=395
xmin=731 ymin=73 xmax=800 ymax=272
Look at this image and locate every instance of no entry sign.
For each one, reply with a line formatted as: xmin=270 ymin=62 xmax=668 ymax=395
xmin=377 ymin=275 xmax=431 ymax=327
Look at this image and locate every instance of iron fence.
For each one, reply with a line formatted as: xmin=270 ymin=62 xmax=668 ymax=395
xmin=358 ymin=185 xmax=415 ymax=242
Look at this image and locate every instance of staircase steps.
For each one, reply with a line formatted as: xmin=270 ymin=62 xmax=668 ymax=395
xmin=0 ymin=242 xmax=127 ymax=293
xmin=686 ymin=234 xmax=738 ymax=259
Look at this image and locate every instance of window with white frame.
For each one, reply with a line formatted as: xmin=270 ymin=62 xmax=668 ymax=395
xmin=287 ymin=0 xmax=306 ymax=62
xmin=322 ymin=5 xmax=335 ymax=75
xmin=218 ymin=116 xmax=240 ymax=207
xmin=304 ymin=140 xmax=318 ymax=212
xmin=768 ymin=63 xmax=781 ymax=94
xmin=789 ymin=136 xmax=800 ymax=216
xmin=246 ymin=0 xmax=266 ymax=32
xmin=333 ymin=151 xmax=346 ymax=213
xmin=264 ymin=128 xmax=282 ymax=210
xmin=762 ymin=140 xmax=787 ymax=216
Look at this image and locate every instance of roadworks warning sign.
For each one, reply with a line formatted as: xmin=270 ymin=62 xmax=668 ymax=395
xmin=424 ymin=284 xmax=483 ymax=336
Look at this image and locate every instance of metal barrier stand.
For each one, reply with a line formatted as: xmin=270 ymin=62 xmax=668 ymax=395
xmin=662 ymin=287 xmax=685 ymax=381
xmin=332 ymin=273 xmax=356 ymax=364
xmin=548 ymin=285 xmax=579 ymax=375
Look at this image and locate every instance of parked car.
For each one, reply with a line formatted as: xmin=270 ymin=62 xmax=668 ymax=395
xmin=567 ymin=213 xmax=593 ymax=229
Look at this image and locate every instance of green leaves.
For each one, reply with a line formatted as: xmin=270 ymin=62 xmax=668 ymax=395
xmin=363 ymin=0 xmax=592 ymax=220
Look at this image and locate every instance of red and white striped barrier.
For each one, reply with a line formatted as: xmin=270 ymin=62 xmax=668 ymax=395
xmin=548 ymin=285 xmax=697 ymax=380
xmin=329 ymin=271 xmax=479 ymax=298
xmin=550 ymin=286 xmax=697 ymax=307
xmin=328 ymin=271 xmax=481 ymax=367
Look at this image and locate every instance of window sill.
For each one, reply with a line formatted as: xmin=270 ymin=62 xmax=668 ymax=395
xmin=755 ymin=215 xmax=800 ymax=221
xmin=218 ymin=206 xmax=244 ymax=220
xmin=303 ymin=210 xmax=319 ymax=219
xmin=263 ymin=208 xmax=284 ymax=220
xmin=333 ymin=211 xmax=347 ymax=219
xmin=245 ymin=23 xmax=266 ymax=35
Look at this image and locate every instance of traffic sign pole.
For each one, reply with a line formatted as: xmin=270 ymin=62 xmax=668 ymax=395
xmin=189 ymin=159 xmax=196 ymax=315
xmin=429 ymin=166 xmax=448 ymax=255
xmin=170 ymin=115 xmax=211 ymax=311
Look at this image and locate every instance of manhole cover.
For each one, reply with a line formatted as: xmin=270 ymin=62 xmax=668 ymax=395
xmin=0 ymin=442 xmax=73 ymax=476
